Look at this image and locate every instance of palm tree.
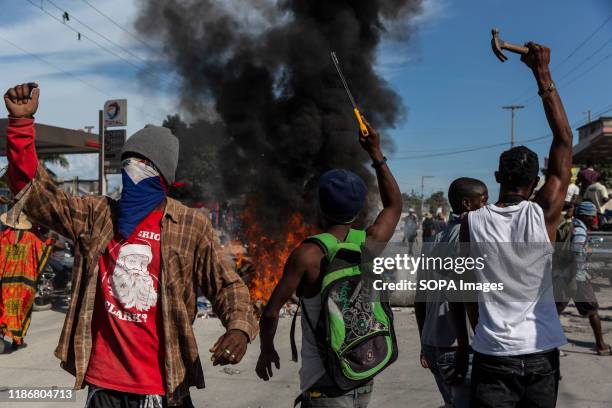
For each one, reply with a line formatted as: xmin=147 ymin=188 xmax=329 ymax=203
xmin=41 ymin=155 xmax=69 ymax=169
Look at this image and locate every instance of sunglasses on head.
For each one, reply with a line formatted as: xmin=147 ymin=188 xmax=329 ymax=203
xmin=122 ymin=157 xmax=159 ymax=172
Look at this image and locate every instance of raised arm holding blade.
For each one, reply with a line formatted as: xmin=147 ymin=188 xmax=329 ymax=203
xmin=256 ymin=118 xmax=402 ymax=407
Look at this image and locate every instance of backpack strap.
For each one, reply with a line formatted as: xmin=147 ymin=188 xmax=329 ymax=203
xmin=304 ymin=233 xmax=340 ymax=262
xmin=290 ymin=300 xmax=301 ymax=362
xmin=290 ymin=297 xmax=323 ymax=363
xmin=305 ymin=229 xmax=366 ymax=259
xmin=345 ymin=228 xmax=366 ymax=247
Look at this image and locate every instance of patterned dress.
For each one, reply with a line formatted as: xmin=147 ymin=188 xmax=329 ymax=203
xmin=0 ymin=228 xmax=47 ymax=344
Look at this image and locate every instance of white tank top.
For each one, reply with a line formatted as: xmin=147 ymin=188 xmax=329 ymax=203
xmin=299 ymin=294 xmax=326 ymax=392
xmin=468 ymin=201 xmax=566 ymax=356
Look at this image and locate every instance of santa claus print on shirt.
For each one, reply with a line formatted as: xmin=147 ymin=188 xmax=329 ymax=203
xmin=110 ymin=242 xmax=158 ymax=312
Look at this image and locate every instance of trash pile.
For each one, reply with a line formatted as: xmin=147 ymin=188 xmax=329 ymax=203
xmin=222 ymin=367 xmax=241 ymax=375
xmin=198 ymin=295 xmax=298 ymax=320
xmin=280 ymin=302 xmax=298 ymax=318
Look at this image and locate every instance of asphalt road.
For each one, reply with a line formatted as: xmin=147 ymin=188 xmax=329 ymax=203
xmin=1 ymin=284 xmax=611 ymax=408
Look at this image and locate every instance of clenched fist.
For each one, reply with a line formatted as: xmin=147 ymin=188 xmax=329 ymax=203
xmin=521 ymin=42 xmax=551 ymax=74
xmin=4 ymin=82 xmax=39 ymax=118
xmin=358 ymin=116 xmax=381 ymax=158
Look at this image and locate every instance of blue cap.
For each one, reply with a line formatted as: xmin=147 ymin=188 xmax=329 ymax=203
xmin=575 ymin=201 xmax=597 ymax=216
xmin=318 ymin=169 xmax=367 ymax=224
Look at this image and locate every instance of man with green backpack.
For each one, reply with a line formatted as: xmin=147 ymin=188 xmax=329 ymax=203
xmin=256 ymin=119 xmax=402 ymax=407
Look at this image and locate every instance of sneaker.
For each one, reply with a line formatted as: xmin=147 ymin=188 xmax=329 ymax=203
xmin=11 ymin=341 xmax=27 ymax=352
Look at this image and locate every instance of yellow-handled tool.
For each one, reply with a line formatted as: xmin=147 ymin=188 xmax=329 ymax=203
xmin=331 ymin=51 xmax=369 ymax=137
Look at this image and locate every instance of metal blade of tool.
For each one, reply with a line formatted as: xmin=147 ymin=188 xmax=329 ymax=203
xmin=330 ymin=51 xmax=369 ymax=137
xmin=330 ymin=51 xmax=358 ymax=109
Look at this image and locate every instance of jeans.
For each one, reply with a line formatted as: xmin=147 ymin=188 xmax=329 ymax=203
xmin=422 ymin=344 xmax=471 ymax=408
xmin=85 ymin=386 xmax=194 ymax=408
xmin=300 ymin=376 xmax=373 ymax=408
xmin=470 ymin=349 xmax=560 ymax=408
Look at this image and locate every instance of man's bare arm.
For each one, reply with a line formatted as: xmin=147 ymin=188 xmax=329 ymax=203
xmin=362 ymin=119 xmax=402 ymax=246
xmin=256 ymin=243 xmax=319 ymax=380
xmin=527 ymin=44 xmax=573 ymax=241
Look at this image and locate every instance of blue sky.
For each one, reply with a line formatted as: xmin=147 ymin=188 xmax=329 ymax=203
xmin=1 ymin=0 xmax=611 ymax=198
xmin=384 ymin=0 xmax=612 ymax=198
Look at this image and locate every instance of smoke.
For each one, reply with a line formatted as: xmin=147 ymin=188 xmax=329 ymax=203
xmin=135 ymin=0 xmax=423 ymax=236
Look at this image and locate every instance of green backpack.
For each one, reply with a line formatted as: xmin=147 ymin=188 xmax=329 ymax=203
xmin=290 ymin=229 xmax=398 ymax=390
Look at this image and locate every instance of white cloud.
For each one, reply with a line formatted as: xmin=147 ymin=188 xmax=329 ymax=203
xmin=375 ymin=0 xmax=447 ymax=80
xmin=411 ymin=0 xmax=449 ymax=26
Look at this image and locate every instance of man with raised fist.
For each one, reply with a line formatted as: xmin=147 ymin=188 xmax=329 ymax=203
xmin=453 ymin=42 xmax=573 ymax=408
xmin=4 ymin=83 xmax=257 ymax=407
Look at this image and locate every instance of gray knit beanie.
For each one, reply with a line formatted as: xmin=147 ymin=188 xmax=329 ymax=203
xmin=121 ymin=125 xmax=179 ymax=185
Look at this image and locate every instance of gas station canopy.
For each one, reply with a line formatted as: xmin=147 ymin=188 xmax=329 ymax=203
xmin=0 ymin=119 xmax=99 ymax=156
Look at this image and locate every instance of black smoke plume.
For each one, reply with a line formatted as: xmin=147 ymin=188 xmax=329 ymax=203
xmin=136 ymin=0 xmax=423 ymax=236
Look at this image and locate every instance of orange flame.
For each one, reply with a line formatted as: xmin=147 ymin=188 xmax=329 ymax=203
xmin=241 ymin=207 xmax=316 ymax=304
xmin=228 ymin=240 xmax=246 ymax=269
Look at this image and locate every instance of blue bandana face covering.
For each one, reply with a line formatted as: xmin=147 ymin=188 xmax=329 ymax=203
xmin=117 ymin=158 xmax=167 ymax=238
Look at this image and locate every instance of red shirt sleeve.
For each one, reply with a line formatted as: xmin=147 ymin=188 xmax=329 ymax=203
xmin=6 ymin=117 xmax=39 ymax=193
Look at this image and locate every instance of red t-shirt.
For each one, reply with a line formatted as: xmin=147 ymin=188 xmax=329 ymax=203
xmin=85 ymin=210 xmax=165 ymax=395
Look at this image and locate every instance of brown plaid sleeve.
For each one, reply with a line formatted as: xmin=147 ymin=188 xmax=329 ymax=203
xmin=13 ymin=163 xmax=104 ymax=242
xmin=196 ymin=219 xmax=258 ymax=341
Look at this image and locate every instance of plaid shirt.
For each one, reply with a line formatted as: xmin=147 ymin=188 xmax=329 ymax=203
xmin=11 ymin=163 xmax=257 ymax=405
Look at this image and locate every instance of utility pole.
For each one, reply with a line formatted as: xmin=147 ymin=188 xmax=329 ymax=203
xmin=583 ymin=109 xmax=592 ymax=123
xmin=420 ymin=176 xmax=433 ymax=217
xmin=502 ymin=105 xmax=524 ymax=147
xmin=98 ymin=110 xmax=105 ymax=195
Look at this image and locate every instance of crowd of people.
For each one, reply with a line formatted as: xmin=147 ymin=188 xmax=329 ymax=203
xmin=258 ymin=41 xmax=591 ymax=408
xmin=0 ymin=41 xmax=608 ymax=408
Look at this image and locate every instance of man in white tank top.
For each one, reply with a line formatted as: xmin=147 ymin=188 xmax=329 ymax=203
xmin=452 ymin=42 xmax=573 ymax=408
xmin=255 ymin=119 xmax=402 ymax=407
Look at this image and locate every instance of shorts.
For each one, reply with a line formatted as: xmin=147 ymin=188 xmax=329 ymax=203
xmin=575 ymin=280 xmax=599 ymax=316
xmin=556 ymin=280 xmax=599 ymax=316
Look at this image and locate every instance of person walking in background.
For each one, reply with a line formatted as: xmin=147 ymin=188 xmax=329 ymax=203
xmin=565 ymin=179 xmax=579 ymax=207
xmin=435 ymin=213 xmax=448 ymax=233
xmin=577 ymin=160 xmax=600 ymax=197
xmin=422 ymin=212 xmax=436 ymax=243
xmin=583 ymin=173 xmax=609 ymax=227
xmin=415 ymin=177 xmax=488 ymax=408
xmin=0 ymin=211 xmax=46 ymax=352
xmin=556 ymin=201 xmax=611 ymax=356
xmin=403 ymin=208 xmax=418 ymax=256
